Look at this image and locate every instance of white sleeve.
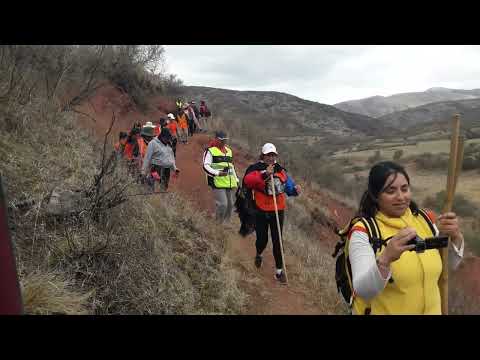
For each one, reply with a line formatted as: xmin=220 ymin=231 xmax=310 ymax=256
xmin=203 ymin=150 xmax=220 ymax=176
xmin=349 ymin=230 xmax=391 ymax=300
xmin=142 ymin=142 xmax=153 ymax=174
xmin=432 ymin=223 xmax=464 ymax=270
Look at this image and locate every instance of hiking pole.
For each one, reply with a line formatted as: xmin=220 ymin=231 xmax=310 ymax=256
xmin=270 ymin=174 xmax=288 ymax=285
xmin=439 ymin=113 xmax=464 ymax=315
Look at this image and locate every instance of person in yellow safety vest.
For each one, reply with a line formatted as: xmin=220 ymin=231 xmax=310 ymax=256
xmin=348 ymin=161 xmax=464 ymax=315
xmin=176 ymin=98 xmax=183 ymax=111
xmin=202 ymin=131 xmax=239 ymax=223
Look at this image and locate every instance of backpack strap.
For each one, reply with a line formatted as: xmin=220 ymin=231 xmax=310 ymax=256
xmin=417 ymin=208 xmax=436 ymax=237
xmin=363 ymin=217 xmax=388 ymax=255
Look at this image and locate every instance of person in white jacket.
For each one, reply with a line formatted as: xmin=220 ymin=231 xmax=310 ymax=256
xmin=142 ymin=129 xmax=179 ymax=192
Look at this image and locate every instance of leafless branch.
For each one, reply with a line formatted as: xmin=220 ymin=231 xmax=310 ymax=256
xmin=69 ymin=109 xmax=97 ymax=123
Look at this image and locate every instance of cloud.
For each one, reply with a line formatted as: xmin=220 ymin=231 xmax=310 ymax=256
xmin=163 ymin=45 xmax=480 ymax=105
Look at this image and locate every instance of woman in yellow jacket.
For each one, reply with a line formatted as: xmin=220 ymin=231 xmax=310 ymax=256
xmin=349 ymin=161 xmax=464 ymax=315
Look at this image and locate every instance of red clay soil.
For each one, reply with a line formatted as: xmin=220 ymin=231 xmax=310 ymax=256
xmin=74 ymin=84 xmax=176 ymax=141
xmin=75 ymin=87 xmax=480 ymax=314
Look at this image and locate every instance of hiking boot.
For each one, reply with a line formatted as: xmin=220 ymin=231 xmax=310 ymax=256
xmin=275 ymin=271 xmax=287 ymax=285
xmin=254 ymin=255 xmax=262 ymax=268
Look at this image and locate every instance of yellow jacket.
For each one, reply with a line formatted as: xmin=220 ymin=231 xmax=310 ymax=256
xmin=352 ymin=208 xmax=442 ymax=315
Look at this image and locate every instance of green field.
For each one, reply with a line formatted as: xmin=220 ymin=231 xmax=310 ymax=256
xmin=333 ymin=138 xmax=480 ymax=162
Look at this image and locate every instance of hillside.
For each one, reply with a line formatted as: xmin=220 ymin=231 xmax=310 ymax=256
xmin=181 ymin=86 xmax=389 ymax=140
xmin=378 ymin=98 xmax=480 ymax=135
xmin=334 ymin=87 xmax=480 ymax=118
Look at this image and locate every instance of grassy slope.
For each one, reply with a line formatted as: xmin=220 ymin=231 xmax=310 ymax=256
xmin=1 ymin=101 xmax=246 ymax=315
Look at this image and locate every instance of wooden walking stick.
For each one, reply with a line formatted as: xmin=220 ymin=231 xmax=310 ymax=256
xmin=439 ymin=114 xmax=464 ymax=315
xmin=270 ymin=174 xmax=288 ymax=285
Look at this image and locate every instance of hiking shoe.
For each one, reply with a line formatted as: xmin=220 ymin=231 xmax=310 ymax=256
xmin=254 ymin=255 xmax=262 ymax=269
xmin=275 ymin=271 xmax=287 ymax=285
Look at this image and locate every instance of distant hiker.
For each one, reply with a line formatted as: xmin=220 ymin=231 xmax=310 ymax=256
xmin=142 ymin=128 xmax=179 ymax=192
xmin=176 ymin=109 xmax=189 ymax=144
xmin=114 ymin=132 xmax=128 ymax=160
xmin=137 ymin=123 xmax=156 ymax=170
xmin=191 ymin=100 xmax=200 ymax=119
xmin=153 ymin=119 xmax=160 ymax=137
xmin=199 ymin=100 xmax=211 ymax=118
xmin=124 ymin=126 xmax=141 ymax=176
xmin=176 ymin=98 xmax=183 ymax=112
xmin=166 ymin=113 xmax=178 ymax=157
xmin=189 ymin=102 xmax=202 ymax=132
xmin=243 ymin=143 xmax=301 ymax=284
xmin=199 ymin=100 xmax=210 ymax=130
xmin=334 ymin=161 xmax=464 ymax=315
xmin=185 ymin=104 xmax=197 ymax=136
xmin=203 ymin=131 xmax=239 ymax=223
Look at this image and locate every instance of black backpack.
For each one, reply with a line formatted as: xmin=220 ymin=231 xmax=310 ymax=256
xmin=234 ymin=184 xmax=256 ymax=237
xmin=332 ymin=208 xmax=436 ymax=310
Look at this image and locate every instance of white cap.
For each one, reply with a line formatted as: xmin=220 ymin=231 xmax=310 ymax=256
xmin=144 ymin=121 xmax=155 ymax=128
xmin=167 ymin=113 xmax=175 ymax=120
xmin=261 ymin=143 xmax=278 ymax=155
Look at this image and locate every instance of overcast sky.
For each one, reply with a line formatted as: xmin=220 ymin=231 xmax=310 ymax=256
xmin=163 ymin=45 xmax=480 ymax=105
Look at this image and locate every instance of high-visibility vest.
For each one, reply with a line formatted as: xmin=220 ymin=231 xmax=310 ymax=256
xmin=207 ymin=146 xmax=238 ymax=189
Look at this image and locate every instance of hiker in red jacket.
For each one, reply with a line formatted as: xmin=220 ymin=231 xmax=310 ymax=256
xmin=114 ymin=132 xmax=128 ymax=160
xmin=243 ymin=143 xmax=301 ymax=284
xmin=199 ymin=100 xmax=210 ymax=130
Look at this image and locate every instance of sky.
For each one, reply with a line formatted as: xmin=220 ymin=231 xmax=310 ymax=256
xmin=163 ymin=45 xmax=480 ymax=105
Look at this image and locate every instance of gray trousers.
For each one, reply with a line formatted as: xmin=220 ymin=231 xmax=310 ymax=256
xmin=213 ymin=188 xmax=235 ymax=223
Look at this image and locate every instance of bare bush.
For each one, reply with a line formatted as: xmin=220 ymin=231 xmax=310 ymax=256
xmin=414 ymin=152 xmax=449 ymax=171
xmin=393 ymin=149 xmax=404 ymax=161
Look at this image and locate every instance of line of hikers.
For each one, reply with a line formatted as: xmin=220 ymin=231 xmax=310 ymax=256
xmin=113 ymin=99 xmax=211 ymax=192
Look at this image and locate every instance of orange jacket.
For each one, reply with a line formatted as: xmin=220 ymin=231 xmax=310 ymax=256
xmin=137 ymin=138 xmax=148 ymax=159
xmin=167 ymin=121 xmax=178 ymax=136
xmin=124 ymin=142 xmax=134 ymax=160
xmin=243 ymin=165 xmax=288 ymax=211
xmin=177 ymin=113 xmax=188 ymax=129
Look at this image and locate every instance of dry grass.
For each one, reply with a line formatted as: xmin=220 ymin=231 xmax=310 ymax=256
xmin=21 ymin=271 xmax=92 ymax=315
xmin=283 ymin=222 xmax=345 ymax=315
xmin=2 ymin=100 xmax=247 ymax=315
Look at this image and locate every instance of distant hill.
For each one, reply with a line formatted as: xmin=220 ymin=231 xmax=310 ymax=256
xmin=378 ymin=98 xmax=480 ymax=136
xmin=334 ymin=87 xmax=480 ymax=118
xmin=182 ymin=86 xmax=389 ymax=139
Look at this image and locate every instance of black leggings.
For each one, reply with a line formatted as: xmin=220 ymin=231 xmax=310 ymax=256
xmin=255 ymin=210 xmax=284 ymax=269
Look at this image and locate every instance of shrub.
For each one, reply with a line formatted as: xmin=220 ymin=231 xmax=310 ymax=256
xmin=414 ymin=152 xmax=449 ymax=171
xmin=367 ymin=150 xmax=382 ymax=165
xmin=393 ymin=149 xmax=404 ymax=161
